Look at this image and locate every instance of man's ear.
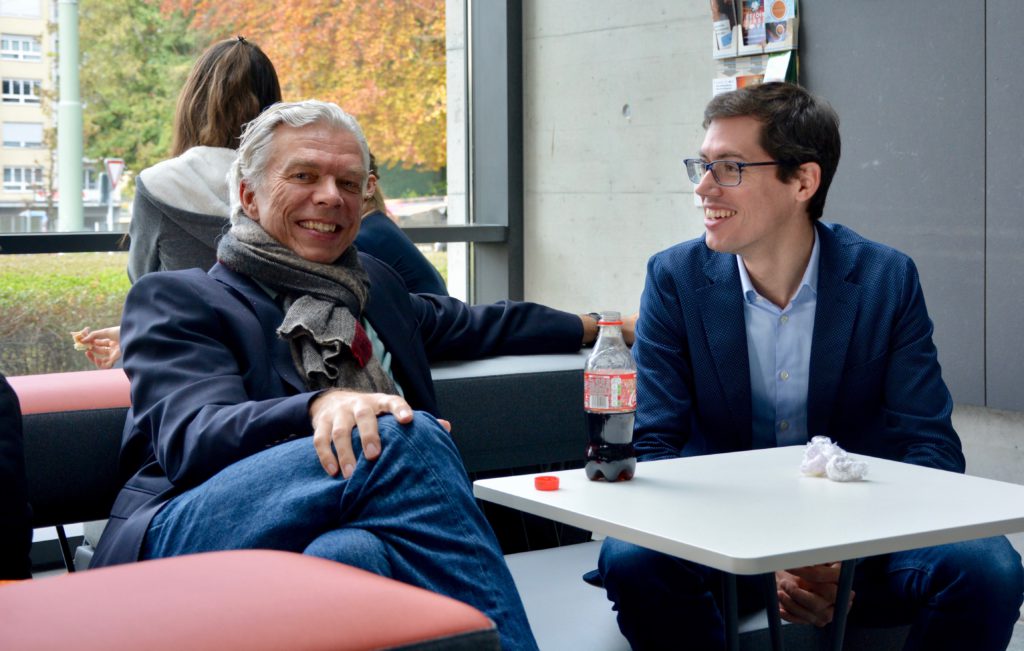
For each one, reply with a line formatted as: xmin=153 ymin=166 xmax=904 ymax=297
xmin=364 ymin=174 xmax=377 ymax=201
xmin=793 ymin=162 xmax=821 ymax=203
xmin=239 ymin=180 xmax=259 ymax=222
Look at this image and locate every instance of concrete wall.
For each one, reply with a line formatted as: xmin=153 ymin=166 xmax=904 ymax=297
xmin=521 ymin=1 xmax=711 ymax=315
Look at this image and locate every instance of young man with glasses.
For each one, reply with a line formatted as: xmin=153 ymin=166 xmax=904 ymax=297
xmin=595 ymin=82 xmax=1023 ymax=650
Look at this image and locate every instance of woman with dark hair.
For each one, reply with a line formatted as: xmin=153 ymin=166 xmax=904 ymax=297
xmin=76 ymin=37 xmax=281 ymax=368
xmin=129 ymin=36 xmax=281 ymax=282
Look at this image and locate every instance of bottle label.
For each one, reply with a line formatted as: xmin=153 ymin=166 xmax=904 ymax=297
xmin=584 ymin=371 xmax=637 ymax=412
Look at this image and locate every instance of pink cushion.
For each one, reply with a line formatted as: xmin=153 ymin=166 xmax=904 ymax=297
xmin=8 ymin=369 xmax=130 ymax=415
xmin=0 ymin=550 xmax=496 ymax=651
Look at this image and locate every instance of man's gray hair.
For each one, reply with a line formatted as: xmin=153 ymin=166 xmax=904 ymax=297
xmin=229 ymin=100 xmax=370 ymax=223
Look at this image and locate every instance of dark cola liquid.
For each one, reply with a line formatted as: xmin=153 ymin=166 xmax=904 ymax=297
xmin=585 ymin=411 xmax=636 ymax=482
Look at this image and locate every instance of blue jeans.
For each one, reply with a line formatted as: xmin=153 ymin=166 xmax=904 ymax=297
xmin=143 ymin=413 xmax=538 ymax=651
xmin=599 ymin=535 xmax=1023 ymax=651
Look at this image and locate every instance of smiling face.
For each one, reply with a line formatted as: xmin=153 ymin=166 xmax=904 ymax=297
xmin=695 ymin=115 xmax=816 ymax=266
xmin=239 ymin=123 xmax=368 ymax=264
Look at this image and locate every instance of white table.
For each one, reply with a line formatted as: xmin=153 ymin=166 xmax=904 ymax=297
xmin=474 ymin=447 xmax=1024 ymax=650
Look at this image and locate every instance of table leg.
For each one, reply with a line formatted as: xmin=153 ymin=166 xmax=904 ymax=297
xmin=829 ymin=559 xmax=857 ymax=651
xmin=762 ymin=572 xmax=784 ymax=651
xmin=723 ymin=573 xmax=739 ymax=651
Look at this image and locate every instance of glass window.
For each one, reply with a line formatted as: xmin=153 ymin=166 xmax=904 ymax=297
xmin=1 ymin=78 xmax=43 ymax=104
xmin=0 ymin=252 xmax=130 ymax=376
xmin=2 ymin=121 xmax=44 ymax=148
xmin=2 ymin=166 xmax=43 ymax=192
xmin=1 ymin=34 xmax=42 ymax=60
xmin=0 ymin=1 xmax=537 ymax=375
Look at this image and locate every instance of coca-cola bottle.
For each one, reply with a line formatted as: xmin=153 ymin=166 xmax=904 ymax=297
xmin=583 ymin=311 xmax=637 ymax=482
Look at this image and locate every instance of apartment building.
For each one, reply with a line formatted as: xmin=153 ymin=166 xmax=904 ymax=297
xmin=1 ymin=0 xmax=49 ymax=232
xmin=1 ymin=0 xmax=106 ymax=232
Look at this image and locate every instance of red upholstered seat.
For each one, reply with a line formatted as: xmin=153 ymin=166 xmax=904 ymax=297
xmin=8 ymin=369 xmax=130 ymax=415
xmin=0 ymin=550 xmax=498 ymax=651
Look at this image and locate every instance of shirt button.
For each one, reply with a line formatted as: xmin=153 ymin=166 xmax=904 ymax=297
xmin=779 ymin=420 xmax=790 ymax=431
xmin=779 ymin=370 xmax=790 ymax=381
xmin=780 ymin=315 xmax=789 ymax=324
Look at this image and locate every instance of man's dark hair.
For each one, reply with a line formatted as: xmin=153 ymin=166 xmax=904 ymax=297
xmin=703 ymin=82 xmax=841 ymax=221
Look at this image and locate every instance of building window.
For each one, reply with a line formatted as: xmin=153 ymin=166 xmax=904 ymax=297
xmin=1 ymin=34 xmax=42 ymax=61
xmin=2 ymin=121 xmax=44 ymax=148
xmin=3 ymin=166 xmax=43 ymax=192
xmin=0 ymin=0 xmax=42 ymax=18
xmin=83 ymin=166 xmax=98 ymax=191
xmin=1 ymin=78 xmax=42 ymax=104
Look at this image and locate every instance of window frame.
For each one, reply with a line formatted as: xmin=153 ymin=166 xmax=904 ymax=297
xmin=1 ymin=33 xmax=43 ymax=61
xmin=2 ymin=165 xmax=43 ymax=192
xmin=0 ymin=1 xmax=525 ymax=306
xmin=2 ymin=78 xmax=43 ymax=104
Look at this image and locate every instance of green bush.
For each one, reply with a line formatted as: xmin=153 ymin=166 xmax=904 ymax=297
xmin=0 ymin=253 xmax=130 ymax=376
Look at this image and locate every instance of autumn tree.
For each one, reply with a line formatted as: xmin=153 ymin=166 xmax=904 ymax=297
xmin=79 ymin=0 xmax=205 ymax=176
xmin=164 ymin=0 xmax=446 ymax=172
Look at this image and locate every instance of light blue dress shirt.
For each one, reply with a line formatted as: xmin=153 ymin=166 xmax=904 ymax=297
xmin=737 ymin=232 xmax=819 ymax=448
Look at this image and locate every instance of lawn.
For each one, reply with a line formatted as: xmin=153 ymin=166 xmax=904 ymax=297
xmin=0 ymin=253 xmax=130 ymax=376
xmin=1 ymin=247 xmax=450 ymax=377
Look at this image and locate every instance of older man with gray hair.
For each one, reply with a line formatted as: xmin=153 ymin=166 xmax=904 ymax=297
xmin=92 ymin=100 xmax=597 ymax=650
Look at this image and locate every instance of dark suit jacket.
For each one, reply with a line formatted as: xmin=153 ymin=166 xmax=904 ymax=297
xmin=355 ymin=211 xmax=449 ymax=296
xmin=633 ymin=222 xmax=964 ymax=473
xmin=92 ymin=253 xmax=582 ymax=568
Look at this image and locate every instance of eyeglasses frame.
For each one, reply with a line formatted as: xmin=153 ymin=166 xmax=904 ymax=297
xmin=682 ymin=158 xmax=792 ymax=187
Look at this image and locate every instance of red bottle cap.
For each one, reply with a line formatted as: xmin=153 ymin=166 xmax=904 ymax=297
xmin=534 ymin=475 xmax=560 ymax=491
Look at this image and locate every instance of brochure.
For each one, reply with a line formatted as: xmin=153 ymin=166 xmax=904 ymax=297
xmin=710 ymin=0 xmax=739 ymax=59
xmin=728 ymin=0 xmax=797 ymax=56
xmin=763 ymin=0 xmax=798 ymax=52
xmin=712 ymin=51 xmax=796 ymax=96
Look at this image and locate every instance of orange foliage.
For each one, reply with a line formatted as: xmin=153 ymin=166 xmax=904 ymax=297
xmin=163 ymin=0 xmax=446 ymax=171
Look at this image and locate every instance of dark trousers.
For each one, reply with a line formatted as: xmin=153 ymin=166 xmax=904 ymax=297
xmin=598 ymin=535 xmax=1023 ymax=651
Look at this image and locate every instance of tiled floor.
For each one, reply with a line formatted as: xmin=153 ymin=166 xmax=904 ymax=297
xmin=1010 ymin=620 xmax=1024 ymax=651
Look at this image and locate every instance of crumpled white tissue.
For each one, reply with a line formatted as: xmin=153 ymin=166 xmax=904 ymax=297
xmin=800 ymin=435 xmax=868 ymax=482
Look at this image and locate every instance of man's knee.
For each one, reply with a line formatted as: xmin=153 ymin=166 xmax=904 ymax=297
xmin=599 ymin=537 xmax=652 ymax=585
xmin=372 ymin=412 xmax=457 ymax=454
xmin=599 ymin=537 xmax=707 ymax=597
xmin=961 ymin=538 xmax=1024 ymax=605
xmin=931 ymin=537 xmax=1024 ymax=607
xmin=304 ymin=528 xmax=392 ymax=577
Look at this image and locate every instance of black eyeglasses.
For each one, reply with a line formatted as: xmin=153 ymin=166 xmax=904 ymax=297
xmin=683 ymin=158 xmax=787 ymax=187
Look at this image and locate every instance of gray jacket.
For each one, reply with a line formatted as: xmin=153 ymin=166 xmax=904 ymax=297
xmin=127 ymin=147 xmax=236 ymax=283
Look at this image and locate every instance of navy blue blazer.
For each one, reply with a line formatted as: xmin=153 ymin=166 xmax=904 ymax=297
xmin=355 ymin=210 xmax=449 ymax=296
xmin=633 ymin=222 xmax=964 ymax=473
xmin=92 ymin=253 xmax=582 ymax=568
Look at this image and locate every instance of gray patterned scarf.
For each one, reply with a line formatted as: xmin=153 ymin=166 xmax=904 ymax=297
xmin=217 ymin=216 xmax=396 ymax=394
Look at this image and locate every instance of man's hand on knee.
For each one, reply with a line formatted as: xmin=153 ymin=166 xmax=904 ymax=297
xmin=309 ymin=390 xmax=414 ymax=478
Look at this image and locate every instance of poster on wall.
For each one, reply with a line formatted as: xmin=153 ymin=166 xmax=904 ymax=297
xmin=710 ymin=0 xmax=739 ymax=59
xmin=737 ymin=0 xmax=798 ymax=55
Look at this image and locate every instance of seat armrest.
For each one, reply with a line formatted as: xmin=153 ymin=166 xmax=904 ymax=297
xmin=0 ymin=550 xmax=499 ymax=651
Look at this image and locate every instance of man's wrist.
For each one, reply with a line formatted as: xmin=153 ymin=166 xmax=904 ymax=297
xmin=582 ymin=312 xmax=601 ymax=347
